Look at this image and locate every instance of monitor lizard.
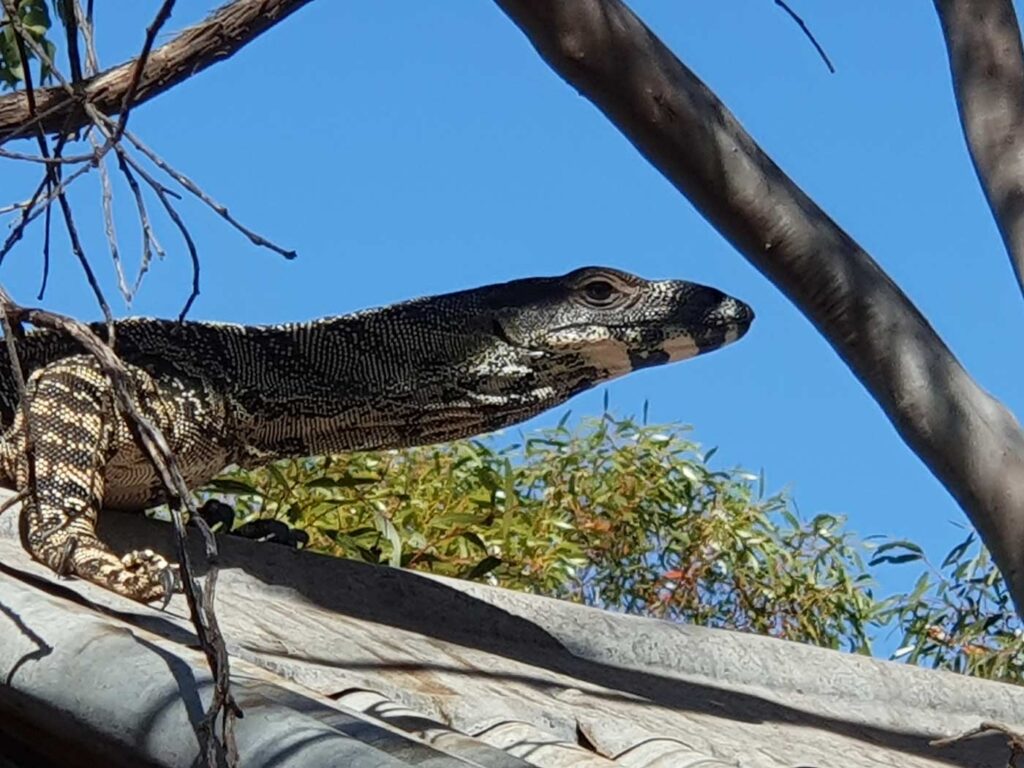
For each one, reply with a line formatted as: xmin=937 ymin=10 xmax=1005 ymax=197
xmin=0 ymin=267 xmax=753 ymax=603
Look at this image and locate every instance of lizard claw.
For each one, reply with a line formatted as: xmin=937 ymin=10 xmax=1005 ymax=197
xmin=117 ymin=548 xmax=174 ymax=604
xmin=157 ymin=565 xmax=181 ymax=610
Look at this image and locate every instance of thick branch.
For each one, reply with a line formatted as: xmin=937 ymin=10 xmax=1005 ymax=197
xmin=935 ymin=0 xmax=1024 ymax=299
xmin=494 ymin=1 xmax=1024 ymax=613
xmin=0 ymin=0 xmax=313 ymax=141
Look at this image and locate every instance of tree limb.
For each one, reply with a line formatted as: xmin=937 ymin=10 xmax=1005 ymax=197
xmin=935 ymin=0 xmax=1024 ymax=299
xmin=0 ymin=0 xmax=314 ymax=142
xmin=493 ymin=1 xmax=1024 ymax=614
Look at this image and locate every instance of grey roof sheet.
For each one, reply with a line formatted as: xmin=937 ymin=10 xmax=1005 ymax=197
xmin=1 ymin=501 xmax=1021 ymax=767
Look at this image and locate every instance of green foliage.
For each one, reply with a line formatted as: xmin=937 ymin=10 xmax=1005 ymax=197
xmin=206 ymin=410 xmax=1024 ymax=683
xmin=0 ymin=0 xmax=56 ymax=89
xmin=875 ymin=532 xmax=1024 ymax=683
xmin=207 ymin=411 xmax=880 ymax=653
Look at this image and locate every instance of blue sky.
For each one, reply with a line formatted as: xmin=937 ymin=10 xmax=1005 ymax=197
xmin=2 ymin=2 xmax=1022 ymax=604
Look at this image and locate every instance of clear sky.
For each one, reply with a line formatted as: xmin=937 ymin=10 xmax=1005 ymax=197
xmin=2 ymin=2 xmax=1022 ymax=605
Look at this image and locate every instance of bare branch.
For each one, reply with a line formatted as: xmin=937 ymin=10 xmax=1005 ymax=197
xmin=60 ymin=0 xmax=84 ymax=84
xmin=73 ymin=0 xmax=100 ymax=76
xmin=115 ymin=150 xmax=167 ymax=297
xmin=118 ymin=124 xmax=298 ymax=261
xmin=934 ymin=0 xmax=1024 ymax=299
xmin=0 ymin=291 xmax=241 ymax=765
xmin=931 ymin=721 xmax=1024 ymax=766
xmin=84 ymin=108 xmax=203 ymax=316
xmin=113 ymin=0 xmax=176 ymax=141
xmin=0 ymin=161 xmax=92 ymax=248
xmin=54 ymin=182 xmax=114 ymax=330
xmin=774 ymin=1 xmax=835 ymax=74
xmin=88 ymin=132 xmax=131 ymax=304
xmin=493 ymin=0 xmax=1024 ymax=615
xmin=0 ymin=0 xmax=315 ymax=141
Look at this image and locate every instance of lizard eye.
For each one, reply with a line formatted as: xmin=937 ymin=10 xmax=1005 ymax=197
xmin=579 ymin=279 xmax=619 ymax=307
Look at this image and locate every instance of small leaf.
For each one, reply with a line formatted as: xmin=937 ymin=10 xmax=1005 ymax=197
xmin=306 ymin=474 xmax=378 ymax=489
xmin=870 ymin=552 xmax=924 ymax=566
xmin=205 ymin=478 xmax=263 ymax=496
xmin=466 ymin=555 xmax=502 ymax=580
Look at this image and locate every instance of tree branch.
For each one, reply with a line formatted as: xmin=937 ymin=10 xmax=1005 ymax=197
xmin=0 ymin=290 xmax=241 ymax=765
xmin=493 ymin=1 xmax=1024 ymax=614
xmin=934 ymin=0 xmax=1024 ymax=299
xmin=0 ymin=0 xmax=314 ymax=142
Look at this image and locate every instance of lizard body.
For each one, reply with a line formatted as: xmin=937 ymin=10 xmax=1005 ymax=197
xmin=0 ymin=267 xmax=753 ymax=601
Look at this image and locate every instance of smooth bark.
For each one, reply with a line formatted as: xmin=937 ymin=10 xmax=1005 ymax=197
xmin=494 ymin=0 xmax=1024 ymax=613
xmin=0 ymin=0 xmax=313 ymax=142
xmin=935 ymin=0 xmax=1024 ymax=299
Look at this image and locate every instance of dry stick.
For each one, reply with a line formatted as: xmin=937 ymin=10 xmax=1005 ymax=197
xmin=2 ymin=3 xmax=63 ymax=308
xmin=59 ymin=0 xmax=84 ymax=85
xmin=113 ymin=0 xmax=176 ymax=141
xmin=7 ymin=7 xmax=294 ymax=295
xmin=96 ymin=125 xmax=202 ymax=318
xmin=72 ymin=0 xmax=99 ymax=76
xmin=0 ymin=294 xmax=241 ymax=767
xmin=0 ymin=146 xmax=95 ymax=163
xmin=4 ymin=3 xmax=58 ymax=193
xmin=116 ymin=150 xmax=166 ymax=297
xmin=4 ymin=14 xmax=236 ymax=759
xmin=2 ymin=10 xmax=127 ymax=186
xmin=0 ymin=176 xmax=49 ymax=260
xmin=4 ymin=19 xmax=239 ymax=765
xmin=87 ymin=130 xmax=132 ymax=304
xmin=4 ymin=13 xmax=254 ymax=753
xmin=77 ymin=1 xmax=163 ymax=302
xmin=0 ymin=0 xmax=317 ymax=139
xmin=774 ymin=0 xmax=835 ymax=74
xmin=54 ymin=191 xmax=115 ymax=336
xmin=0 ymin=302 xmax=37 ymax=515
xmin=88 ymin=106 xmax=290 ymax=315
xmin=931 ymin=721 xmax=1024 ymax=766
xmin=7 ymin=16 xmax=116 ymax=331
xmin=0 ymin=489 xmax=28 ymax=518
xmin=0 ymin=160 xmax=92 ymax=245
xmin=118 ymin=126 xmax=298 ymax=261
xmin=0 ymin=198 xmax=33 ymax=215
xmin=75 ymin=25 xmax=234 ymax=754
xmin=38 ymin=188 xmax=51 ymax=301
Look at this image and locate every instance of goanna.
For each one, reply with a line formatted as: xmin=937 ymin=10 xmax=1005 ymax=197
xmin=0 ymin=267 xmax=753 ymax=603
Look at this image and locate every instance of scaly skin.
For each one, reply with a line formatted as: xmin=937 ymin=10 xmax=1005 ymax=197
xmin=0 ymin=267 xmax=753 ymax=602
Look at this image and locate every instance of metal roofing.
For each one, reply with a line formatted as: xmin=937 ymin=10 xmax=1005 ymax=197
xmin=1 ymin=500 xmax=1021 ymax=767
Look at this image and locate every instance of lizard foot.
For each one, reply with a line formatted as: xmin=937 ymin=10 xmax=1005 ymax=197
xmin=69 ymin=544 xmax=176 ymax=604
xmin=196 ymin=498 xmax=236 ymax=533
xmin=116 ymin=549 xmax=178 ymax=604
xmin=197 ymin=499 xmax=309 ymax=548
xmin=234 ymin=519 xmax=310 ymax=549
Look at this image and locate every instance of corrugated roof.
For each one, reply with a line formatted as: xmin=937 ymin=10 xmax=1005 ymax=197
xmin=1 ymin=501 xmax=1021 ymax=767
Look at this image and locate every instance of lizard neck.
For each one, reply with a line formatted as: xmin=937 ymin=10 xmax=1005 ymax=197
xmin=215 ymin=309 xmax=570 ymax=463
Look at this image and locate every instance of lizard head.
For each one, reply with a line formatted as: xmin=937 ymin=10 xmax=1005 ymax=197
xmin=489 ymin=266 xmax=754 ymax=382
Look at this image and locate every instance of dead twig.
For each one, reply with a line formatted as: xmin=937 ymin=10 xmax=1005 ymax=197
xmin=0 ymin=290 xmax=241 ymax=767
xmin=0 ymin=5 xmax=243 ymax=764
xmin=113 ymin=0 xmax=175 ymax=141
xmin=87 ymin=130 xmax=131 ymax=304
xmin=931 ymin=721 xmax=1024 ymax=767
xmin=0 ymin=488 xmax=27 ymax=517
xmin=117 ymin=124 xmax=298 ymax=261
xmin=117 ymin=149 xmax=167 ymax=297
xmin=0 ymin=0 xmax=317 ymax=141
xmin=773 ymin=0 xmax=835 ymax=74
xmin=94 ymin=127 xmax=201 ymax=318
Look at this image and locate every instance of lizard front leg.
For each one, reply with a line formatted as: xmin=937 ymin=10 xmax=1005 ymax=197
xmin=9 ymin=355 xmax=172 ymax=603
